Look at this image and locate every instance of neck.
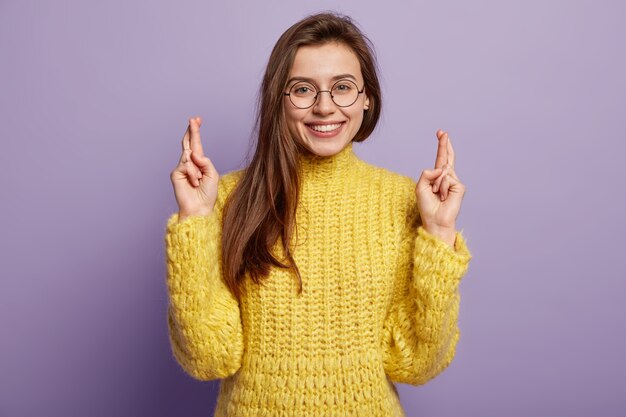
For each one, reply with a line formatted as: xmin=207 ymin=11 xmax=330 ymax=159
xmin=298 ymin=142 xmax=357 ymax=181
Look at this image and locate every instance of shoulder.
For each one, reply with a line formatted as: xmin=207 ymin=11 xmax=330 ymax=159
xmin=218 ymin=169 xmax=245 ymax=194
xmin=214 ymin=169 xmax=246 ymax=209
xmin=353 ymin=158 xmax=419 ymax=225
xmin=354 ymin=158 xmax=416 ymax=199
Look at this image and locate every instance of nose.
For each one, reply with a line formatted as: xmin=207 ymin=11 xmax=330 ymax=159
xmin=312 ymin=90 xmax=336 ymax=115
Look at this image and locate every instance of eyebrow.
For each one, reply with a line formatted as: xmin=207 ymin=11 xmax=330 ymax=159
xmin=287 ymin=73 xmax=358 ymax=85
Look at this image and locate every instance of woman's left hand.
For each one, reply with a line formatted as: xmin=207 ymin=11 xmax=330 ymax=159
xmin=415 ymin=130 xmax=466 ymax=246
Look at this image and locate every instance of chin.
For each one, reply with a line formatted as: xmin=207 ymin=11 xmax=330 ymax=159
xmin=303 ymin=139 xmax=351 ymax=157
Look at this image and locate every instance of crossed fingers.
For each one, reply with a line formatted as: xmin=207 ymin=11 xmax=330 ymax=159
xmin=177 ymin=117 xmax=205 ymax=186
xmin=432 ymin=130 xmax=459 ymax=200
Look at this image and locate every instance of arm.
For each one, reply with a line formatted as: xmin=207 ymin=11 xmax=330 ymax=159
xmin=381 ymin=192 xmax=472 ymax=385
xmin=165 ymin=175 xmax=244 ymax=380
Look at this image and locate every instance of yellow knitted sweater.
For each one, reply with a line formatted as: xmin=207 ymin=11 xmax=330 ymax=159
xmin=165 ymin=143 xmax=472 ymax=416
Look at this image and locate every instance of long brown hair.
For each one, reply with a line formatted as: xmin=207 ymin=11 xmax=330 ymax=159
xmin=222 ymin=12 xmax=382 ymax=300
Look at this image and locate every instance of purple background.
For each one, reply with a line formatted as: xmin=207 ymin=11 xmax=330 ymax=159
xmin=1 ymin=0 xmax=625 ymax=416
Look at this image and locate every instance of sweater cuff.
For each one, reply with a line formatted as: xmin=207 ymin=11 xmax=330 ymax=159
xmin=166 ymin=212 xmax=217 ymax=231
xmin=414 ymin=226 xmax=472 ymax=288
xmin=164 ymin=212 xmax=221 ymax=272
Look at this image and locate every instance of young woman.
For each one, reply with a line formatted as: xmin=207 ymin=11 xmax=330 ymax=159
xmin=166 ymin=12 xmax=471 ymax=417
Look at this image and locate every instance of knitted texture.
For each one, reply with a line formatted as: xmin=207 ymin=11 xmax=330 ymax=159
xmin=165 ymin=143 xmax=472 ymax=416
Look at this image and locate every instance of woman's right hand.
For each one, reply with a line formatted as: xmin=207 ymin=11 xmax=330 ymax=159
xmin=170 ymin=117 xmax=219 ymax=221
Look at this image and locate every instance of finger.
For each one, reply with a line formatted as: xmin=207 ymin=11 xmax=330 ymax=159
xmin=434 ymin=131 xmax=448 ymax=169
xmin=440 ymin=172 xmax=450 ymax=200
xmin=447 ymin=166 xmax=459 ymax=181
xmin=178 ymin=148 xmax=192 ymax=165
xmin=177 ymin=146 xmax=203 ymax=178
xmin=192 ymin=154 xmax=217 ymax=177
xmin=189 ymin=117 xmax=205 ymax=159
xmin=181 ymin=125 xmax=191 ymax=152
xmin=183 ymin=163 xmax=202 ymax=187
xmin=447 ymin=136 xmax=456 ymax=170
xmin=417 ymin=167 xmax=444 ymax=188
xmin=445 ymin=174 xmax=466 ymax=197
xmin=172 ymin=158 xmax=202 ymax=187
xmin=432 ymin=164 xmax=448 ymax=193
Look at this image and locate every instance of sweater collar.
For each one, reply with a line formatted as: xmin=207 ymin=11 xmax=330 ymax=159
xmin=298 ymin=142 xmax=357 ymax=181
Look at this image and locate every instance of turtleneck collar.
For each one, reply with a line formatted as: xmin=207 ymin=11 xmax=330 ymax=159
xmin=297 ymin=142 xmax=358 ymax=181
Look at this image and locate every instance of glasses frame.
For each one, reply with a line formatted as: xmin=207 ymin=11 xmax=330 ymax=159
xmin=284 ymin=79 xmax=365 ymax=109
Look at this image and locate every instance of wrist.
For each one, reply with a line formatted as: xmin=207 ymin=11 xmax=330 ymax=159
xmin=421 ymin=223 xmax=457 ymax=247
xmin=178 ymin=209 xmax=213 ymax=222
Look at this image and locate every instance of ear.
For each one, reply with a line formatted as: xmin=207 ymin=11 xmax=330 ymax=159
xmin=364 ymin=94 xmax=370 ymax=111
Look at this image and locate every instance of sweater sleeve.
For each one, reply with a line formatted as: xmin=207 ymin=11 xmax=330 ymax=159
xmin=164 ymin=174 xmax=244 ymax=380
xmin=381 ymin=181 xmax=472 ymax=385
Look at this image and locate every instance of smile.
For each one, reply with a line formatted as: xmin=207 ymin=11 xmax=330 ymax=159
xmin=306 ymin=122 xmax=344 ymax=132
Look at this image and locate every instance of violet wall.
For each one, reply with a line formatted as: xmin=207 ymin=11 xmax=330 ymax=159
xmin=1 ymin=1 xmax=625 ymax=416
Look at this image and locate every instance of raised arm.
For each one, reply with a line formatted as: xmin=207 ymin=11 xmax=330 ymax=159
xmin=381 ymin=207 xmax=471 ymax=385
xmin=165 ymin=117 xmax=243 ymax=380
xmin=381 ymin=130 xmax=472 ymax=384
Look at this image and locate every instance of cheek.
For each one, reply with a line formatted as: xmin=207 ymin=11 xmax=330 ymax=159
xmin=284 ymin=107 xmax=304 ymax=127
xmin=348 ymin=108 xmax=365 ymax=127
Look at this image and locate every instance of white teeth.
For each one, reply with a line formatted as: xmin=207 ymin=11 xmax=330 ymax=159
xmin=309 ymin=123 xmax=342 ymax=132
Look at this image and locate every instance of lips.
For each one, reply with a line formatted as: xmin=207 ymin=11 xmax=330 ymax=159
xmin=305 ymin=122 xmax=345 ymax=132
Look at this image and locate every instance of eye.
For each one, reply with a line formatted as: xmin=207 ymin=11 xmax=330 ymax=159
xmin=291 ymin=82 xmax=316 ymax=96
xmin=333 ymin=82 xmax=354 ymax=93
xmin=295 ymin=86 xmax=311 ymax=94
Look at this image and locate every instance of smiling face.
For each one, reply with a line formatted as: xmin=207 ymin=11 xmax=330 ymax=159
xmin=284 ymin=42 xmax=370 ymax=157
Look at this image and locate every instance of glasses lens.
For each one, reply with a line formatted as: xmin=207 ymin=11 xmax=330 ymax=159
xmin=288 ymin=80 xmax=361 ymax=108
xmin=289 ymin=82 xmax=317 ymax=108
xmin=331 ymin=80 xmax=359 ymax=107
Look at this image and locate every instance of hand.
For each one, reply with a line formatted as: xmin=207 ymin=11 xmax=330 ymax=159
xmin=415 ymin=130 xmax=466 ymax=244
xmin=170 ymin=117 xmax=219 ymax=221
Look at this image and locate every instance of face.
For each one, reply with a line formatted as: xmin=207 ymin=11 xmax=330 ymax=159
xmin=284 ymin=42 xmax=370 ymax=157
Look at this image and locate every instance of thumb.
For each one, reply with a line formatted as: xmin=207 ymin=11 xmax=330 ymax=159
xmin=417 ymin=167 xmax=443 ymax=187
xmin=192 ymin=153 xmax=217 ymax=177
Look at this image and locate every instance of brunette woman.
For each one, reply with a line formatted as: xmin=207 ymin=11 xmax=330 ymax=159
xmin=166 ymin=12 xmax=471 ymax=417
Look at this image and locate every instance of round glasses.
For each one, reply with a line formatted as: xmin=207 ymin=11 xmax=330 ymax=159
xmin=284 ymin=79 xmax=365 ymax=109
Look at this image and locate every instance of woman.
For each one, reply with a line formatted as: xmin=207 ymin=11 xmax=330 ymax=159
xmin=166 ymin=12 xmax=471 ymax=417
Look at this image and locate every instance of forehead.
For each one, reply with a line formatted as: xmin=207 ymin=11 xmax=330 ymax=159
xmin=289 ymin=42 xmax=362 ymax=81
